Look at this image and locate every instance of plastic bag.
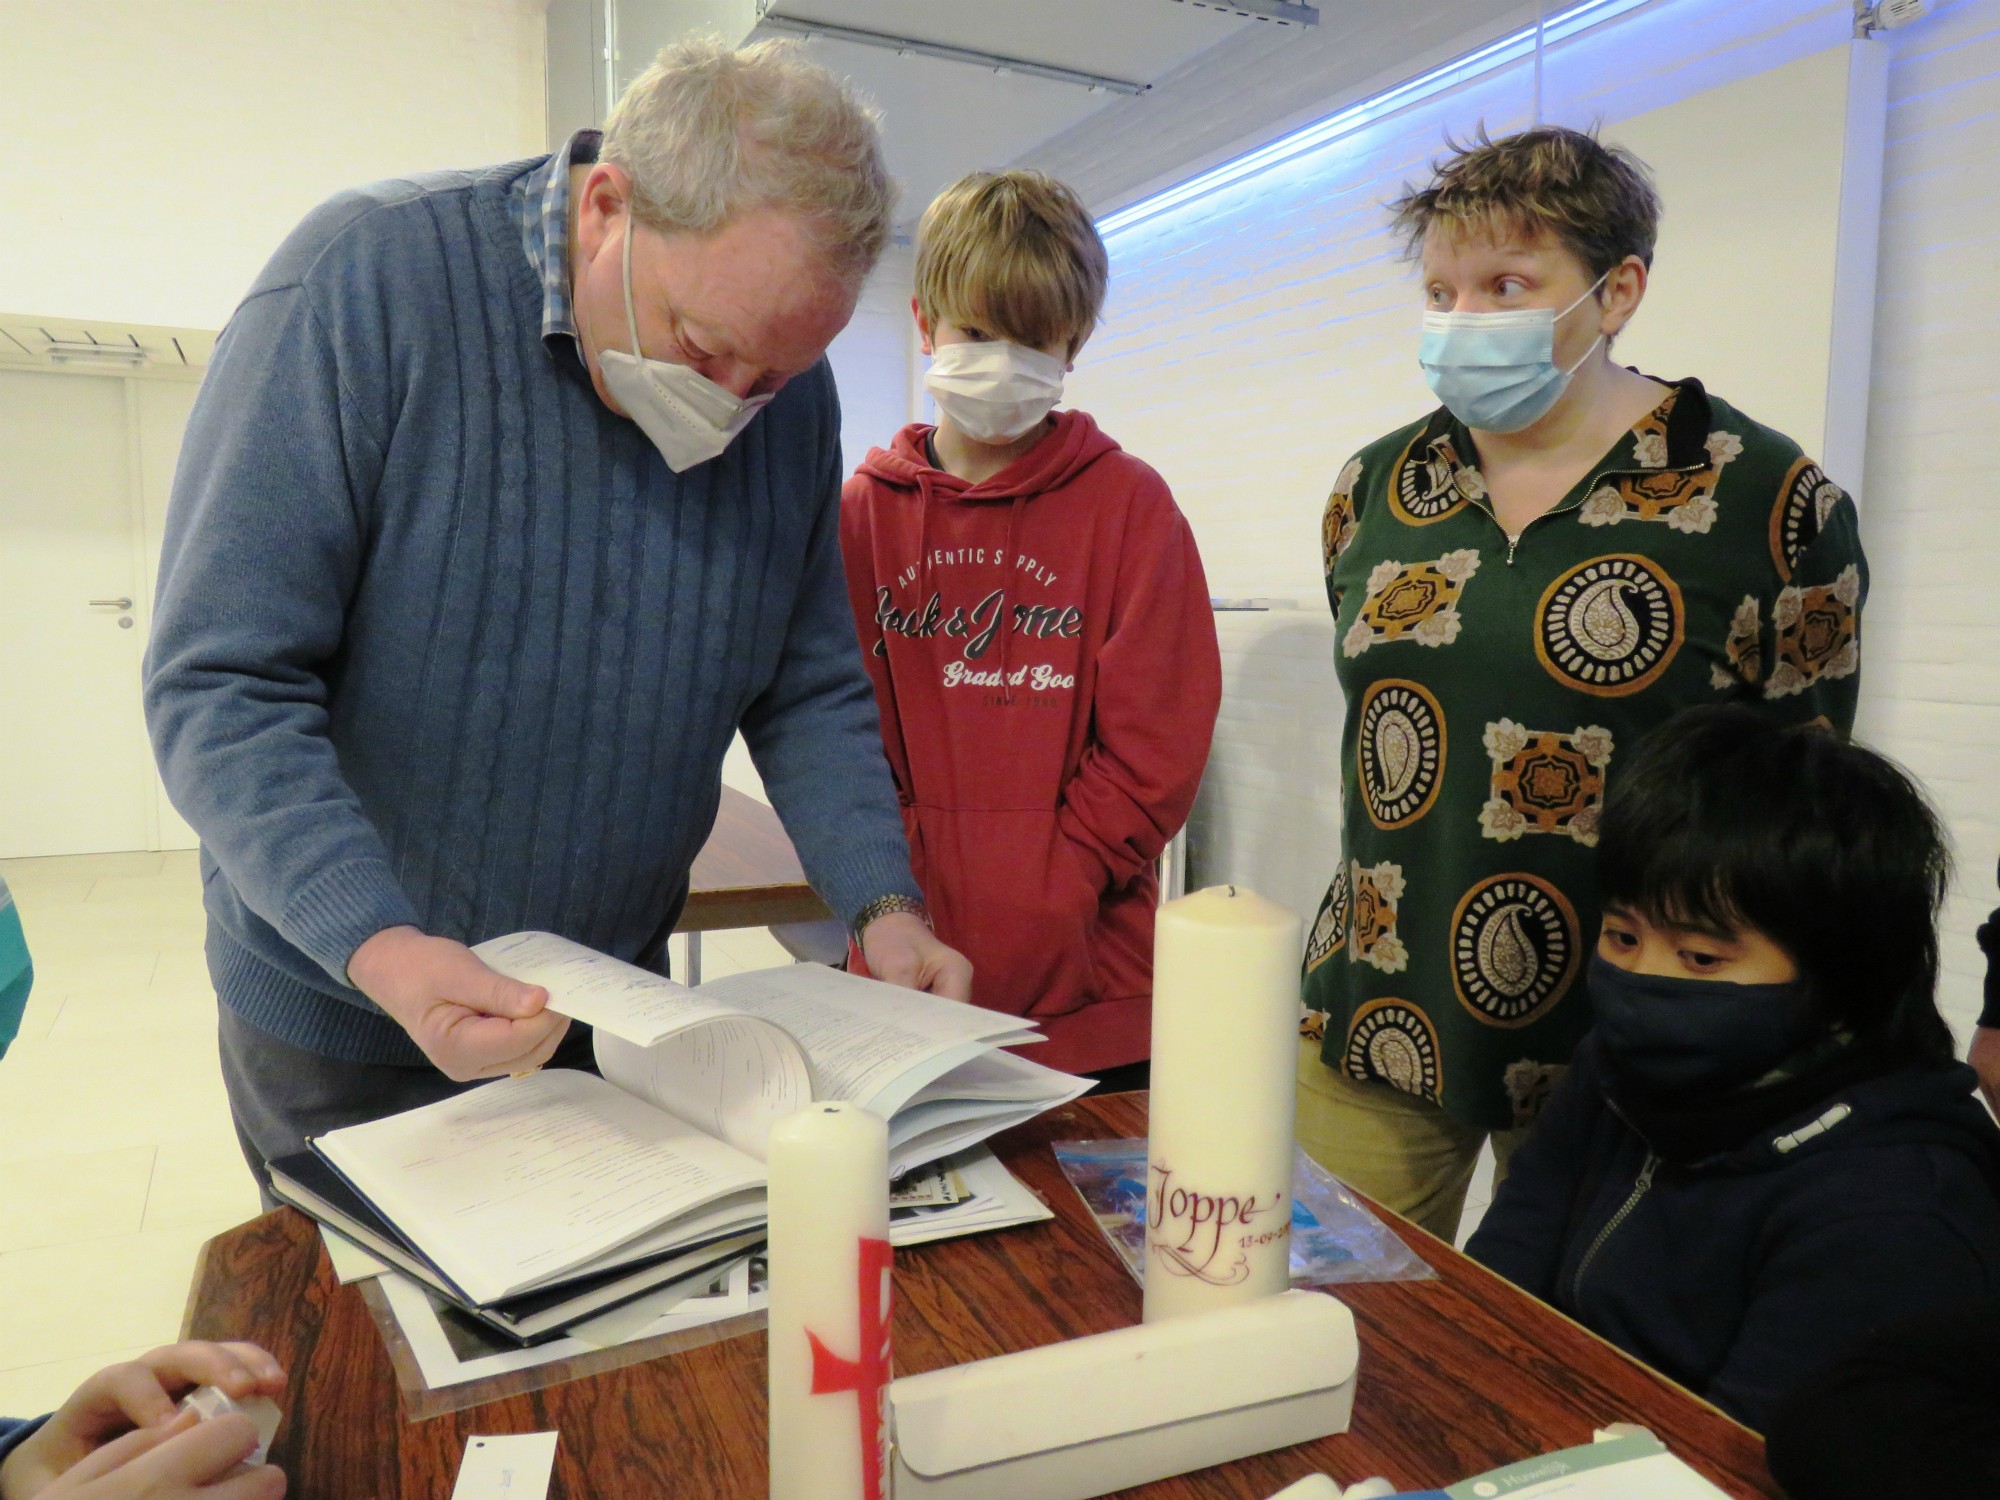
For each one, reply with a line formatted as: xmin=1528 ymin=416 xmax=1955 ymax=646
xmin=1052 ymin=1138 xmax=1435 ymax=1286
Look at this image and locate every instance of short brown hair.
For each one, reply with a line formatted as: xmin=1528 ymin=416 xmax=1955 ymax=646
xmin=915 ymin=170 xmax=1108 ymax=358
xmin=1388 ymin=125 xmax=1661 ymax=280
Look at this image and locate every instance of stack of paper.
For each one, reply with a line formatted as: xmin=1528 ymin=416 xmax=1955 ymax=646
xmin=270 ymin=935 xmax=1087 ymax=1348
xmin=317 ymin=1142 xmax=1053 ymax=1386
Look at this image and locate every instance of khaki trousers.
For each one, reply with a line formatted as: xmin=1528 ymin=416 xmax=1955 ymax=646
xmin=1295 ymin=1036 xmax=1528 ymax=1243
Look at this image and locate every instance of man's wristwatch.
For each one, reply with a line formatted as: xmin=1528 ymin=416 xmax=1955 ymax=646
xmin=852 ymin=894 xmax=929 ymax=941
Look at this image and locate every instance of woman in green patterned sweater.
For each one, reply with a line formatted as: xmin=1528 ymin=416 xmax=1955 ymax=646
xmin=1299 ymin=126 xmax=1865 ymax=1241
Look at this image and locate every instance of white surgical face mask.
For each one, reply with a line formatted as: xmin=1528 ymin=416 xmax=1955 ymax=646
xmin=1417 ymin=271 xmax=1609 ymax=433
xmin=594 ymin=221 xmax=772 ymax=472
xmin=924 ymin=340 xmax=1066 ymax=444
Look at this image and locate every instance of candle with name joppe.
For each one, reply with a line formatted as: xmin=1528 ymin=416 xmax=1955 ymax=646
xmin=1144 ymin=884 xmax=1303 ymax=1324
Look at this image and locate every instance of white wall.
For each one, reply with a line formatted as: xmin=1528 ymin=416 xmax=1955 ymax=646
xmin=0 ymin=0 xmax=549 ymax=331
xmin=722 ymin=244 xmax=921 ymax=807
xmin=827 ymin=245 xmax=921 ymax=480
xmin=1061 ymin=0 xmax=1860 ymax=932
xmin=1857 ymin=0 xmax=2000 ymax=1040
xmin=1608 ymin=42 xmax=1880 ymax=483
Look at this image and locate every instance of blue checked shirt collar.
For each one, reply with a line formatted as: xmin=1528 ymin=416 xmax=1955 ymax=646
xmin=510 ymin=128 xmax=602 ymax=358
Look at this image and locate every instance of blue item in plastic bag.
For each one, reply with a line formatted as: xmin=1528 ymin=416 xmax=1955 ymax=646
xmin=1052 ymin=1138 xmax=1434 ymax=1287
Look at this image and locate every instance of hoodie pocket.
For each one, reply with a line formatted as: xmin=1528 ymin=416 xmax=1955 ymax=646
xmin=909 ymin=805 xmax=1099 ymax=1022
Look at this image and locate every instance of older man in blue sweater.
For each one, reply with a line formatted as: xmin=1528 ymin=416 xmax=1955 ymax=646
xmin=144 ymin=38 xmax=969 ymax=1186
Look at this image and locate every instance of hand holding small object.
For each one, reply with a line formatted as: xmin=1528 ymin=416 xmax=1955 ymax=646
xmin=348 ymin=927 xmax=570 ymax=1081
xmin=0 ymin=1341 xmax=286 ymax=1500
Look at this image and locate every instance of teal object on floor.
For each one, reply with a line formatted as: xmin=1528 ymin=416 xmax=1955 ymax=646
xmin=0 ymin=874 xmax=32 ymax=1059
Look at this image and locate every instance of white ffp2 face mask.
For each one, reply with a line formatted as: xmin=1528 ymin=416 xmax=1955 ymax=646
xmin=594 ymin=221 xmax=772 ymax=472
xmin=924 ymin=340 xmax=1066 ymax=444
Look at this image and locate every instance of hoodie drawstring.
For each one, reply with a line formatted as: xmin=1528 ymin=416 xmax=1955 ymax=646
xmin=997 ymin=492 xmax=1026 ymax=704
xmin=916 ymin=470 xmax=937 ymax=590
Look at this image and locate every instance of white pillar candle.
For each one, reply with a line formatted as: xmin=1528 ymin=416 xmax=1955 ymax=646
xmin=1144 ymin=884 xmax=1303 ymax=1324
xmin=766 ymin=1101 xmax=892 ymax=1500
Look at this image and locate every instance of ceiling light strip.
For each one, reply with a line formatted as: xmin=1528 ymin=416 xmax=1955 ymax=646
xmin=757 ymin=15 xmax=1149 ymax=95
xmin=1098 ymin=0 xmax=1656 ymax=238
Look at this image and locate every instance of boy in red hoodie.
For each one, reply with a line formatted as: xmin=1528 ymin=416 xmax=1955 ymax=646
xmin=840 ymin=170 xmax=1222 ymax=1081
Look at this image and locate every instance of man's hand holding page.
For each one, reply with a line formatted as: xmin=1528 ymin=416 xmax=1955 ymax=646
xmin=348 ymin=927 xmax=571 ymax=1081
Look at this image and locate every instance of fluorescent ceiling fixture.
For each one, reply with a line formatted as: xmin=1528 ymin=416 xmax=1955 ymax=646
xmin=1099 ymin=0 xmax=1656 ymax=238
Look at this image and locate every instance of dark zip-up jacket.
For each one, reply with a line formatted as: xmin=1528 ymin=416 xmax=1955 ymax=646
xmin=1977 ymin=856 xmax=1999 ymax=1027
xmin=1467 ymin=1034 xmax=2000 ymax=1430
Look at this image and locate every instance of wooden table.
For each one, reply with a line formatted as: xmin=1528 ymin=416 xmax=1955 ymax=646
xmin=183 ymin=1093 xmax=1779 ymax=1498
xmin=675 ymin=787 xmax=832 ymax=982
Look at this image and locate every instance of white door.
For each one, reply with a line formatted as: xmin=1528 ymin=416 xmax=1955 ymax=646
xmin=0 ymin=369 xmax=154 ymax=857
xmin=136 ymin=379 xmax=201 ymax=851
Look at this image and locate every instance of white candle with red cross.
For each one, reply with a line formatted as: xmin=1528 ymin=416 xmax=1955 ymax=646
xmin=1144 ymin=884 xmax=1303 ymax=1324
xmin=766 ymin=1101 xmax=892 ymax=1500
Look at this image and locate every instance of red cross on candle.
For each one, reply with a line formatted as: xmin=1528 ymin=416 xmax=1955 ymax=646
xmin=806 ymin=1235 xmax=893 ymax=1500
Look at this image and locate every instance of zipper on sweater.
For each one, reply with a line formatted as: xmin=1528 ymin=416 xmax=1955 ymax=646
xmin=1476 ymin=461 xmax=1702 ymax=566
xmin=1567 ymin=1151 xmax=1658 ymax=1306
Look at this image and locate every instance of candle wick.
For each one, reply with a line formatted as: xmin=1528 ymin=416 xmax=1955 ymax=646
xmin=1226 ymin=885 xmax=1236 ymax=898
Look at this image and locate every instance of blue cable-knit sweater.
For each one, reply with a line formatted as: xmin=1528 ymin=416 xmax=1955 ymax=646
xmin=144 ymin=156 xmax=918 ymax=1066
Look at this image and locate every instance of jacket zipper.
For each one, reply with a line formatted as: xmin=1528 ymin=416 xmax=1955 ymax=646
xmin=1567 ymin=1151 xmax=1658 ymax=1306
xmin=1481 ymin=460 xmax=1706 ymax=566
xmin=1496 ymin=490 xmax=1586 ymax=566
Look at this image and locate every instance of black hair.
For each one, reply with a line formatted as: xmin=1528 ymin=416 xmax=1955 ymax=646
xmin=1596 ymin=705 xmax=1956 ymax=1067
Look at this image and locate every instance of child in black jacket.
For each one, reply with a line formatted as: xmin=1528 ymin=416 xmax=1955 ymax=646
xmin=1466 ymin=706 xmax=2000 ymax=1432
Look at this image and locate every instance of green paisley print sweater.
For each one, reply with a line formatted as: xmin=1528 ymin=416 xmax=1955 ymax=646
xmin=1301 ymin=377 xmax=1865 ymax=1131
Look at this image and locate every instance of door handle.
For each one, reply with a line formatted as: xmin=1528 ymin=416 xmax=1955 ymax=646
xmin=88 ymin=597 xmax=134 ymax=609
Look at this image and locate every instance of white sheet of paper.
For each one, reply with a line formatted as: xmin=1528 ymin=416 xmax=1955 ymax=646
xmin=380 ymin=1265 xmax=768 ymax=1390
xmin=888 ymin=1146 xmax=1052 ymax=1247
xmin=320 ymin=1226 xmax=389 ymax=1284
xmin=564 ymin=1252 xmax=757 ymax=1349
xmin=474 ymin=931 xmax=746 ymax=1047
xmin=449 ymin=1432 xmax=559 ymax=1500
xmin=595 ymin=1015 xmax=810 ymax=1159
xmin=316 ymin=1070 xmax=766 ymax=1305
xmin=886 ymin=1089 xmax=1089 ymax=1179
xmin=695 ymin=964 xmax=1036 ymax=1108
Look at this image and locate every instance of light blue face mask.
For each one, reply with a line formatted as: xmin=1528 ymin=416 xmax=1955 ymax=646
xmin=1418 ymin=271 xmax=1609 ymax=433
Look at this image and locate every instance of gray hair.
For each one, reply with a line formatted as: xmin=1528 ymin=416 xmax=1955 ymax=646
xmin=602 ymin=37 xmax=895 ymax=288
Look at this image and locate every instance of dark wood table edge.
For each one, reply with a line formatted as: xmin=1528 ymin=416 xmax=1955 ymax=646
xmin=179 ymin=1092 xmax=1778 ymax=1498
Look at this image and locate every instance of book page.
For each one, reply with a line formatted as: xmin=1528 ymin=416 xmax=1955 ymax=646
xmin=904 ymin=1048 xmax=1093 ymax=1107
xmin=315 ymin=1071 xmax=767 ymax=1307
xmin=474 ymin=932 xmax=754 ymax=1048
xmin=693 ymin=964 xmax=1037 ymax=1111
xmin=595 ymin=1017 xmax=811 ymax=1161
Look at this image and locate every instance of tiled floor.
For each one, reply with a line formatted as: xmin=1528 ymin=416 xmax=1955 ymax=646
xmin=0 ymin=849 xmax=791 ymax=1416
xmin=1459 ymin=1144 xmax=1496 ymax=1248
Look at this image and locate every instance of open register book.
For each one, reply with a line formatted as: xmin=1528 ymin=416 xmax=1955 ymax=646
xmin=289 ymin=933 xmax=1089 ymax=1317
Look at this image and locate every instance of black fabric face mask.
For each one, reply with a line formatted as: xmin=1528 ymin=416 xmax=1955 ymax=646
xmin=1589 ymin=953 xmax=1819 ymax=1097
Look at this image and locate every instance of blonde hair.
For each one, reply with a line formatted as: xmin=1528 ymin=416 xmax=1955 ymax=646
xmin=1389 ymin=125 xmax=1660 ymax=279
xmin=602 ymin=37 xmax=895 ymax=287
xmin=915 ymin=170 xmax=1108 ymax=357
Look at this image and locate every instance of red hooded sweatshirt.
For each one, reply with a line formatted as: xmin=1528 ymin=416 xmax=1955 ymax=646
xmin=840 ymin=410 xmax=1221 ymax=1074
